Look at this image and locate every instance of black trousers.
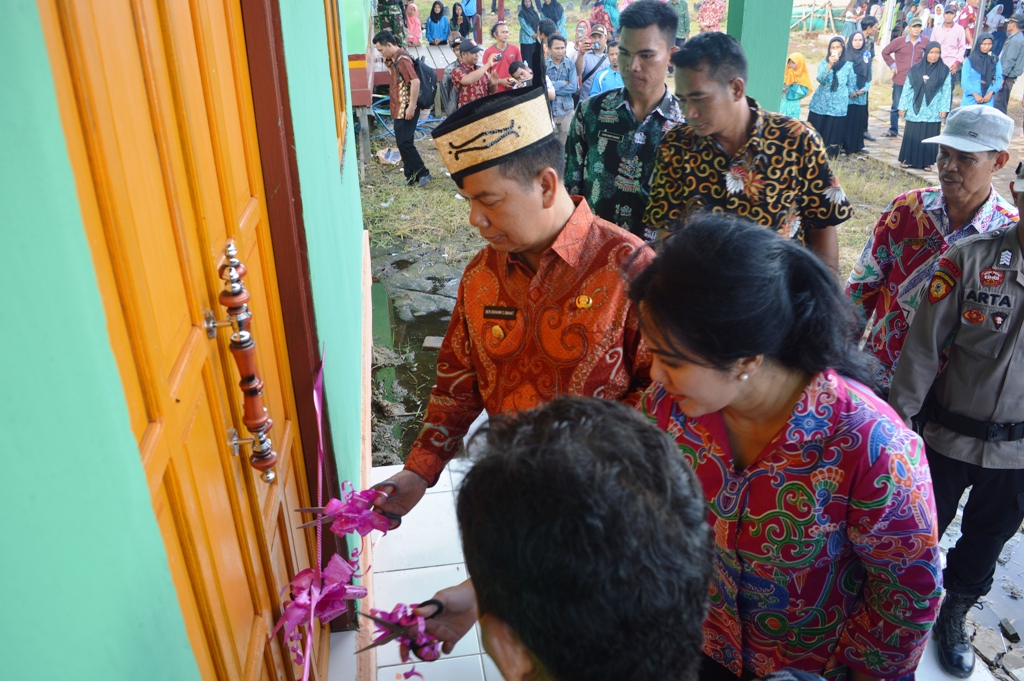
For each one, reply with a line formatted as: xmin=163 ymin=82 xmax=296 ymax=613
xmin=393 ymin=114 xmax=427 ymax=183
xmin=995 ymin=76 xmax=1016 ymax=114
xmin=930 ymin=445 xmax=1024 ymax=599
xmin=889 ymin=84 xmax=903 ymax=135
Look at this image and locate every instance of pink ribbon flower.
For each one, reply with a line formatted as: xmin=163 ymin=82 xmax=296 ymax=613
xmin=322 ymin=482 xmax=392 ymax=538
xmin=272 ymin=552 xmax=368 ymax=666
xmin=370 ymin=603 xmax=442 ymax=663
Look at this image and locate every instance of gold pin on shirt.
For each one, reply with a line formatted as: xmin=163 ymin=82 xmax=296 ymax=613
xmin=492 ymin=325 xmax=505 ymax=340
xmin=575 ymin=295 xmax=593 ymax=310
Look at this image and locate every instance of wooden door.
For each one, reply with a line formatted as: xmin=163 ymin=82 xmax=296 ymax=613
xmin=40 ymin=0 xmax=326 ymax=678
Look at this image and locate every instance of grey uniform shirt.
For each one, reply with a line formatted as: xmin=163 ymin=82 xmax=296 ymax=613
xmin=1002 ymin=30 xmax=1024 ymax=79
xmin=890 ymin=225 xmax=1024 ymax=469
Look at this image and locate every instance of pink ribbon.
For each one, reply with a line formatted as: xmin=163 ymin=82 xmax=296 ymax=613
xmin=369 ymin=603 xmax=442 ymax=663
xmin=321 ymin=482 xmax=391 ymax=538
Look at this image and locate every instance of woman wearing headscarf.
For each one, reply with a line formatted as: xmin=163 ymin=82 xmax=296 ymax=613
xmin=808 ymin=37 xmax=855 ymax=158
xmin=841 ymin=0 xmax=866 ymax=38
xmin=898 ymin=41 xmax=951 ymax=169
xmin=961 ymin=32 xmax=1003 ymax=106
xmin=844 ymin=31 xmax=873 ymax=154
xmin=406 ymin=2 xmax=423 ymax=46
xmin=541 ymin=0 xmax=567 ymax=39
xmin=632 ymin=216 xmax=941 ymax=681
xmin=518 ymin=0 xmax=542 ymax=65
xmin=451 ymin=3 xmax=472 ymax=38
xmin=780 ymin=53 xmax=812 ymax=119
xmin=426 ymin=1 xmax=451 ymax=46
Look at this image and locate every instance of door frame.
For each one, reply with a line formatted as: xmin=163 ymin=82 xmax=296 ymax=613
xmin=238 ymin=0 xmax=354 ymax=631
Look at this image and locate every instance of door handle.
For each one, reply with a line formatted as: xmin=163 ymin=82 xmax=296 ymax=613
xmin=207 ymin=241 xmax=277 ymax=483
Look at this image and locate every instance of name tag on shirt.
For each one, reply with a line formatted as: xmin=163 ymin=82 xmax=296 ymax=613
xmin=484 ymin=306 xmax=518 ymax=320
xmin=599 ymin=131 xmax=624 ymax=142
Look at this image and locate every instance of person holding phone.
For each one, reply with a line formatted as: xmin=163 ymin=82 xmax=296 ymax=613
xmin=482 ymin=21 xmax=522 ymax=91
xmin=575 ymin=24 xmax=610 ymax=100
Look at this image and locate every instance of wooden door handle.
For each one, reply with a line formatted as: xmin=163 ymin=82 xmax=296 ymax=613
xmin=211 ymin=241 xmax=277 ymax=483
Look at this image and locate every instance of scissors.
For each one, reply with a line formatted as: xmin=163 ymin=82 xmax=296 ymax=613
xmin=355 ymin=599 xmax=444 ymax=660
xmin=294 ymin=481 xmax=403 ymax=530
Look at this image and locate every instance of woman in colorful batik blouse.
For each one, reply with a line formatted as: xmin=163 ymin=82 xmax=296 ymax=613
xmin=630 ymin=216 xmax=942 ymax=681
xmin=808 ymin=36 xmax=855 ymax=158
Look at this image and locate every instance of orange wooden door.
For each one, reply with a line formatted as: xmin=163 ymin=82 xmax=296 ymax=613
xmin=40 ymin=0 xmax=326 ymax=678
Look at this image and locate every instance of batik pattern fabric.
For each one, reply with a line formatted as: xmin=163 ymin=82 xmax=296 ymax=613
xmin=809 ymin=60 xmax=855 ymax=116
xmin=404 ymin=199 xmax=653 ymax=486
xmin=564 ymin=87 xmax=683 ymax=237
xmin=451 ymin=63 xmax=491 ymax=107
xmin=846 ymin=186 xmax=1017 ymax=391
xmin=898 ymin=77 xmax=952 ymax=122
xmin=638 ymin=370 xmax=942 ymax=681
xmin=644 ymin=98 xmax=852 ymax=243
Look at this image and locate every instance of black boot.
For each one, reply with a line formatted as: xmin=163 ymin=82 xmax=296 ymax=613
xmin=934 ymin=592 xmax=978 ymax=678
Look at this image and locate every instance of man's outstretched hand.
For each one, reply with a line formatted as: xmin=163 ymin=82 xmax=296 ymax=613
xmin=400 ymin=579 xmax=479 ymax=658
xmin=372 ymin=469 xmax=429 ymax=529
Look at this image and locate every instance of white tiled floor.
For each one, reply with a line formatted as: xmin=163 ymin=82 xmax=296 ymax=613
xmin=365 ymin=460 xmax=497 ymax=681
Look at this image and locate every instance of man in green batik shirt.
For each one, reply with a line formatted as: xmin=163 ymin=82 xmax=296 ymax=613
xmin=564 ymin=0 xmax=683 ymax=238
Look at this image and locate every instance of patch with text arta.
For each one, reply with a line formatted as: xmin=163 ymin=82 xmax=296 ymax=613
xmin=964 ymin=290 xmax=1013 ymax=308
xmin=1000 ymin=249 xmax=1013 ymax=267
xmin=993 ymin=312 xmax=1008 ymax=330
xmin=980 ymin=268 xmax=1005 ymax=287
xmin=483 ymin=306 xmax=518 ymax=320
xmin=937 ymin=256 xmax=962 ymax=279
xmin=963 ymin=309 xmax=986 ymax=324
xmin=928 ymin=271 xmax=956 ymax=304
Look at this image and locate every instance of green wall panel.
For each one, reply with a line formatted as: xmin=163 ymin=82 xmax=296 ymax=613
xmin=727 ymin=0 xmax=795 ymax=112
xmin=279 ymin=0 xmax=367 ymax=487
xmin=342 ymin=0 xmax=374 ymax=57
xmin=0 ymin=2 xmax=200 ymax=678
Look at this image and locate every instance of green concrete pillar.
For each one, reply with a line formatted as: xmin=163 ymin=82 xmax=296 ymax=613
xmin=726 ymin=0 xmax=795 ymax=113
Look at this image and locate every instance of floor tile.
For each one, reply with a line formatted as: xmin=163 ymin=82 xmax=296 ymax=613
xmin=328 ymin=630 xmax=357 ymax=681
xmin=372 ymin=492 xmax=463 ymax=572
xmin=378 ymin=655 xmax=484 ymax=681
xmin=482 ymin=653 xmax=504 ymax=681
xmin=372 ymin=564 xmax=479 ymax=667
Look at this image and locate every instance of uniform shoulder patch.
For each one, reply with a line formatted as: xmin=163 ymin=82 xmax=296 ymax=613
xmin=929 ymin=270 xmax=956 ymax=304
xmin=937 ymin=256 xmax=962 ymax=279
xmin=1000 ymin=249 xmax=1013 ymax=267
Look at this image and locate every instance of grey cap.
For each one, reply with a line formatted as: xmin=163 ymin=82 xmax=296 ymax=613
xmin=1009 ymin=13 xmax=1024 ymax=25
xmin=923 ymin=105 xmax=1014 ymax=153
xmin=908 ymin=16 xmax=924 ymax=27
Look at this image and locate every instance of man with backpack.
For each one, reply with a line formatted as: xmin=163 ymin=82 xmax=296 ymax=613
xmin=373 ymin=30 xmax=432 ymax=186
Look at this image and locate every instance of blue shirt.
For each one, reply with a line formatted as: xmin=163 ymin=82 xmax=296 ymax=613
xmin=462 ymin=0 xmax=476 ymax=18
xmin=426 ymin=16 xmax=450 ymax=43
xmin=593 ymin=68 xmax=623 ymax=94
xmin=809 ymin=60 xmax=855 ymax=116
xmin=961 ymin=56 xmax=1003 ymax=106
xmin=899 ymin=75 xmax=952 ymax=122
xmin=546 ymin=57 xmax=578 ymax=116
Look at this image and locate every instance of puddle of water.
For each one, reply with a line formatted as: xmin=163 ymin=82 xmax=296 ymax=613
xmin=389 ymin=310 xmax=453 ymax=453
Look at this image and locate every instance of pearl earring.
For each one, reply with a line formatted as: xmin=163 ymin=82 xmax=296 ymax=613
xmin=740 ymin=373 xmax=749 ymax=381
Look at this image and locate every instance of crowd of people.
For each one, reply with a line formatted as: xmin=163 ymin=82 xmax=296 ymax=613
xmin=368 ymin=1 xmax=1024 ymax=680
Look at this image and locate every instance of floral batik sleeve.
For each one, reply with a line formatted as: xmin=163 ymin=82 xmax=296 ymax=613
xmin=798 ymin=127 xmax=853 ymax=232
xmin=845 ymin=199 xmax=900 ymax=331
xmin=824 ymin=423 xmax=942 ymax=678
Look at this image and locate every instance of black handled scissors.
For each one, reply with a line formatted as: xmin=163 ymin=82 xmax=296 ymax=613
xmin=354 ymin=599 xmax=444 ymax=660
xmin=294 ymin=481 xmax=403 ymax=530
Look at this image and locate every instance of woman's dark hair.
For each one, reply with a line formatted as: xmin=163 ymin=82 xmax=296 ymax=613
xmin=629 ymin=215 xmax=878 ymax=390
xmin=452 ymin=1 xmax=464 ymax=15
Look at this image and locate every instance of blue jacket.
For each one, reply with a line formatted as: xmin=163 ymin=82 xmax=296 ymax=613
xmin=426 ymin=16 xmax=450 ymax=43
xmin=961 ymin=57 xmax=1003 ymax=107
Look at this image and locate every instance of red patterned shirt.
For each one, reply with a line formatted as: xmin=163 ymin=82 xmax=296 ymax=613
xmin=639 ymin=371 xmax=942 ymax=681
xmin=385 ymin=50 xmax=418 ymax=119
xmin=451 ymin=62 xmax=491 ymax=107
xmin=405 ymin=198 xmax=653 ymax=485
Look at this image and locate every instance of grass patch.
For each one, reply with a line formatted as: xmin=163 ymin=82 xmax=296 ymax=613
xmin=830 ymin=154 xmax=919 ymax=279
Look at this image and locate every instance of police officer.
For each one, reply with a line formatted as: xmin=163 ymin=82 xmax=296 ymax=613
xmin=889 ymin=162 xmax=1024 ymax=679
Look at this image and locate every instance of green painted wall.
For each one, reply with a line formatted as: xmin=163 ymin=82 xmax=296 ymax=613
xmin=727 ymin=0 xmax=795 ymax=112
xmin=0 ymin=2 xmax=200 ymax=679
xmin=278 ymin=0 xmax=367 ymax=486
xmin=343 ymin=0 xmax=374 ymax=56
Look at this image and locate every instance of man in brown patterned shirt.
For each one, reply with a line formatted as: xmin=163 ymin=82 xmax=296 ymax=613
xmin=643 ymin=32 xmax=851 ymax=272
xmin=372 ymin=87 xmax=653 ymax=523
xmin=373 ymin=30 xmax=431 ymax=186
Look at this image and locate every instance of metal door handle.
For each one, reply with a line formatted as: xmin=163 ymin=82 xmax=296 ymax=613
xmin=207 ymin=241 xmax=277 ymax=483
